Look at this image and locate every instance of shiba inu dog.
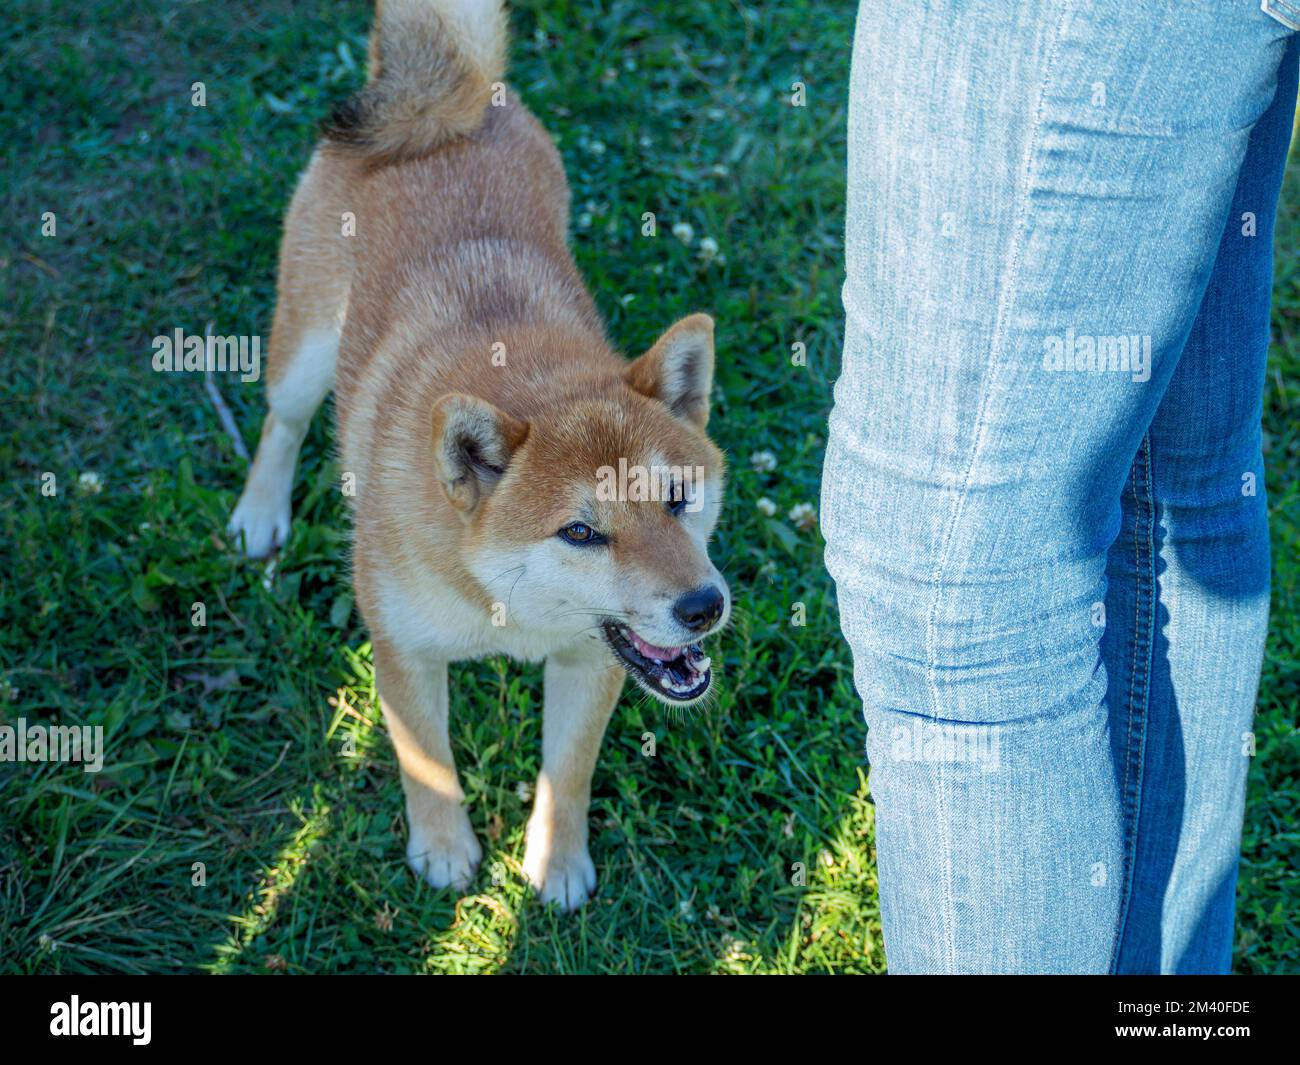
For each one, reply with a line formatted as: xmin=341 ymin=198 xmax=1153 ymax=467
xmin=227 ymin=0 xmax=730 ymax=909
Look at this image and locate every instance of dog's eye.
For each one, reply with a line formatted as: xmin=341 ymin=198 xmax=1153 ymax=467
xmin=558 ymin=522 xmax=605 ymax=546
xmin=666 ymin=485 xmax=688 ymax=516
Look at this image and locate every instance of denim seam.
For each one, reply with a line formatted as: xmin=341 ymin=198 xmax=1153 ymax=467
xmin=922 ymin=4 xmax=1069 ymax=974
xmin=1122 ymin=456 xmax=1143 ymax=808
xmin=1109 ymin=435 xmax=1156 ymax=973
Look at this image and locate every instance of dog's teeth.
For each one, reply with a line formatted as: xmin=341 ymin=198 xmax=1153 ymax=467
xmin=659 ymin=675 xmax=671 ymax=689
xmin=695 ymin=657 xmax=711 ymax=673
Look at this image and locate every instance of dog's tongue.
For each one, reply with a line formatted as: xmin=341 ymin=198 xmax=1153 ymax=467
xmin=630 ymin=631 xmax=684 ymax=660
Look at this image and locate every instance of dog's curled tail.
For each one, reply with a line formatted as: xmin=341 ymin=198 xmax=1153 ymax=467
xmin=324 ymin=0 xmax=506 ymax=165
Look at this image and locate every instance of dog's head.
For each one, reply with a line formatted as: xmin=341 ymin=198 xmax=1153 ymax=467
xmin=431 ymin=314 xmax=729 ymax=704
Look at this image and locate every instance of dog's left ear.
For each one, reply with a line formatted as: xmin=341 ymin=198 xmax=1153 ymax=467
xmin=624 ymin=313 xmax=714 ymax=429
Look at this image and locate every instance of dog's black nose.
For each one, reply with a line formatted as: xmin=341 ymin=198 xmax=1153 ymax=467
xmin=673 ymin=585 xmax=725 ymax=633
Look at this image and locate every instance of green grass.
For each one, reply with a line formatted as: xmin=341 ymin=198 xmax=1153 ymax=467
xmin=0 ymin=0 xmax=1294 ymax=974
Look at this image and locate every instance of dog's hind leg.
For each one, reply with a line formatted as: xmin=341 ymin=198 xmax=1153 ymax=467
xmin=228 ymin=150 xmax=350 ymax=558
xmin=523 ymin=648 xmax=625 ymax=910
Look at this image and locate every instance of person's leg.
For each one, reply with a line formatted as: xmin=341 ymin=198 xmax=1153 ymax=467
xmin=822 ymin=0 xmax=1296 ymax=972
xmin=1105 ymin=35 xmax=1299 ymax=975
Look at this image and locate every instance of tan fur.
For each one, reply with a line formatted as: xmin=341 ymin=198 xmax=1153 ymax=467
xmin=229 ymin=0 xmax=729 ymax=910
xmin=325 ymin=0 xmax=507 ymax=165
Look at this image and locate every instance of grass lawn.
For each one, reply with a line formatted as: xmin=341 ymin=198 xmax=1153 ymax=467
xmin=0 ymin=0 xmax=1295 ymax=974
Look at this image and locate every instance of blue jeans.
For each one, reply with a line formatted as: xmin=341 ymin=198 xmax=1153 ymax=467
xmin=822 ymin=0 xmax=1298 ymax=973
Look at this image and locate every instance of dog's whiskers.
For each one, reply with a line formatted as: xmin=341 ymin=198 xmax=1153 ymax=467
xmin=543 ymin=606 xmax=632 ymax=622
xmin=482 ymin=563 xmax=526 ymax=587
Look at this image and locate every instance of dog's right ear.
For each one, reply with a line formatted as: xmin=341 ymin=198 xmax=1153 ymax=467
xmin=431 ymin=393 xmax=529 ymax=513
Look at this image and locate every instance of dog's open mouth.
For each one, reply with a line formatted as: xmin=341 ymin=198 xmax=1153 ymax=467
xmin=602 ymin=621 xmax=712 ymax=702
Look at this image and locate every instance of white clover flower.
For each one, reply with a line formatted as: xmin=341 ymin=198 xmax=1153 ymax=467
xmin=749 ymin=450 xmax=778 ymax=472
xmin=756 ymin=497 xmax=777 ymax=517
xmin=671 ymin=221 xmax=695 ymax=245
xmin=789 ymin=502 xmax=818 ymax=530
xmin=76 ymin=472 xmax=103 ymax=495
xmin=698 ymin=236 xmax=720 ymax=262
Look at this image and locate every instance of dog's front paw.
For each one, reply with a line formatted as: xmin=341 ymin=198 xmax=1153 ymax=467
xmin=406 ymin=807 xmax=482 ymax=892
xmin=227 ymin=491 xmax=291 ymax=559
xmin=523 ymin=835 xmax=596 ymax=911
